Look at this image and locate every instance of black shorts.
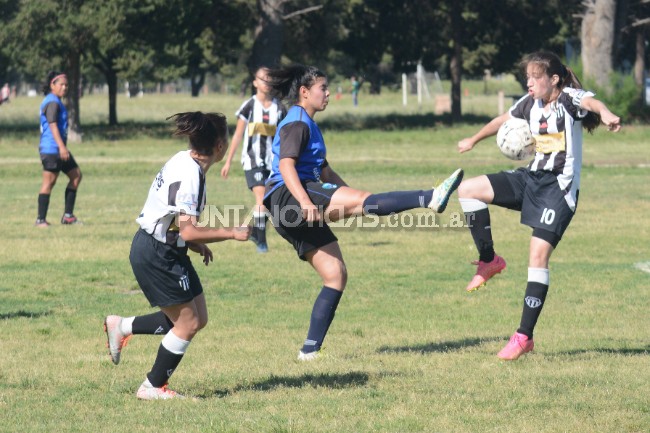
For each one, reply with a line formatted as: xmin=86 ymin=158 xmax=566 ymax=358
xmin=245 ymin=167 xmax=270 ymax=189
xmin=487 ymin=167 xmax=578 ymax=240
xmin=129 ymin=229 xmax=203 ymax=307
xmin=264 ymin=180 xmax=341 ymax=260
xmin=40 ymin=152 xmax=79 ymax=174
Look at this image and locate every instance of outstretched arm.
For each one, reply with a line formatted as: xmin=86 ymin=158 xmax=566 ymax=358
xmin=581 ymin=97 xmax=622 ymax=132
xmin=178 ymin=213 xmax=250 ymax=243
xmin=457 ymin=111 xmax=511 ymax=153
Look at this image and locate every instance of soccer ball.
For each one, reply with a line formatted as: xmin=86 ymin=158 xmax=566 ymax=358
xmin=496 ymin=118 xmax=536 ymax=160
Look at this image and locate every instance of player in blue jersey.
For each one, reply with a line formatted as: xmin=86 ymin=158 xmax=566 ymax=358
xmin=221 ymin=67 xmax=287 ymax=253
xmin=103 ymin=112 xmax=251 ymax=400
xmin=456 ymin=51 xmax=621 ymax=360
xmin=263 ymin=64 xmax=464 ymax=360
xmin=35 ymin=71 xmax=83 ymax=227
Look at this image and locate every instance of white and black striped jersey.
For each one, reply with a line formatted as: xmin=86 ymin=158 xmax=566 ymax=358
xmin=136 ymin=150 xmax=206 ymax=247
xmin=510 ymin=87 xmax=594 ymax=210
xmin=235 ymin=95 xmax=286 ymax=170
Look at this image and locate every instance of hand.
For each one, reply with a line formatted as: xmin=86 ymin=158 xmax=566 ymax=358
xmin=301 ymin=203 xmax=321 ymax=223
xmin=457 ymin=138 xmax=475 ymax=153
xmin=188 ymin=242 xmax=213 ymax=266
xmin=231 ymin=225 xmax=251 ymax=241
xmin=220 ymin=161 xmax=231 ymax=179
xmin=601 ymin=111 xmax=621 ymax=132
xmin=59 ymin=147 xmax=70 ymax=161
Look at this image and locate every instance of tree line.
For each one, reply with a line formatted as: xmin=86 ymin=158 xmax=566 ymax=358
xmin=1 ymin=0 xmax=647 ymax=136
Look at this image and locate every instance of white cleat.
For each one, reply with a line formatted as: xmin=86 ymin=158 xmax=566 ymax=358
xmin=136 ymin=380 xmax=184 ymax=400
xmin=297 ymin=350 xmax=321 ymax=361
xmin=104 ymin=315 xmax=131 ymax=365
xmin=429 ymin=168 xmax=464 ymax=213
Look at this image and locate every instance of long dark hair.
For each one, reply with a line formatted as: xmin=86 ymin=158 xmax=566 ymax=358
xmin=42 ymin=71 xmax=65 ymax=96
xmin=266 ymin=64 xmax=326 ymax=106
xmin=167 ymin=112 xmax=228 ymax=156
xmin=521 ymin=51 xmax=600 ymax=133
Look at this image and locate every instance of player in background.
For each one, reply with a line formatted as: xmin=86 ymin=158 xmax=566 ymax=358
xmin=35 ymin=71 xmax=83 ymax=227
xmin=221 ymin=66 xmax=287 ymax=253
xmin=104 ymin=112 xmax=250 ymax=400
xmin=456 ymin=51 xmax=621 ymax=360
xmin=264 ymin=64 xmax=464 ymax=361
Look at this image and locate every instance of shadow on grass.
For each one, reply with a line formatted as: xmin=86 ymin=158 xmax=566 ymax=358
xmin=208 ymin=371 xmax=369 ymax=398
xmin=377 ymin=336 xmax=506 ymax=354
xmin=0 ymin=113 xmax=493 ymax=141
xmin=554 ymin=347 xmax=650 ymax=357
xmin=0 ymin=310 xmax=51 ymax=320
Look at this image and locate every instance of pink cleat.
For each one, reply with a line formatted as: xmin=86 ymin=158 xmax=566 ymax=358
xmin=465 ymin=254 xmax=506 ymax=292
xmin=104 ymin=315 xmax=132 ymax=365
xmin=497 ymin=332 xmax=534 ymax=360
xmin=136 ymin=380 xmax=184 ymax=400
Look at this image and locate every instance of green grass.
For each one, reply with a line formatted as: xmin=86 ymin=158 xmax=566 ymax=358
xmin=0 ymin=93 xmax=649 ymax=433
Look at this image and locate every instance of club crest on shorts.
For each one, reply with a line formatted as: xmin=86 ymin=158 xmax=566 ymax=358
xmin=525 ymin=296 xmax=542 ymax=309
xmin=254 ymin=171 xmax=264 ymax=182
xmin=179 ymin=274 xmax=190 ymax=291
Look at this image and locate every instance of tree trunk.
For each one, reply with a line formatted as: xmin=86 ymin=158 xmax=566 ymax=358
xmin=106 ymin=69 xmax=118 ymax=126
xmin=634 ymin=27 xmax=645 ymax=87
xmin=65 ymin=50 xmax=82 ymax=142
xmin=581 ymin=0 xmax=616 ymax=89
xmin=248 ymin=0 xmax=284 ymax=72
xmin=191 ymin=71 xmax=205 ymax=97
xmin=449 ymin=1 xmax=463 ymax=122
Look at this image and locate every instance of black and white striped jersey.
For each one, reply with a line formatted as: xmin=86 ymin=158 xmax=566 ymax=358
xmin=235 ymin=95 xmax=286 ymax=170
xmin=510 ymin=87 xmax=594 ymax=210
xmin=136 ymin=150 xmax=206 ymax=247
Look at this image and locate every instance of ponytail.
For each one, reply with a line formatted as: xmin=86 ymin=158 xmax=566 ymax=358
xmin=167 ymin=112 xmax=228 ymax=156
xmin=266 ymin=65 xmax=326 ymax=106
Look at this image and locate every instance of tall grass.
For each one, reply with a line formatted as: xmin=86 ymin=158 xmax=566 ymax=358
xmin=0 ymin=93 xmax=648 ymax=433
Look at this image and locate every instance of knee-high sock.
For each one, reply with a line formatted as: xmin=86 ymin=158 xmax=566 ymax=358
xmin=147 ymin=330 xmax=190 ymax=387
xmin=64 ymin=188 xmax=77 ymax=215
xmin=460 ymin=198 xmax=494 ymax=262
xmin=38 ymin=193 xmax=50 ymax=220
xmin=301 ymin=286 xmax=343 ymax=353
xmin=128 ymin=311 xmax=174 ymax=335
xmin=517 ymin=268 xmax=550 ymax=339
xmin=253 ymin=210 xmax=267 ymax=243
xmin=363 ymin=190 xmax=433 ymax=216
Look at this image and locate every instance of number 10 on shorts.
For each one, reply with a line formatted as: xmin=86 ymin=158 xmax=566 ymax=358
xmin=540 ymin=208 xmax=556 ymax=225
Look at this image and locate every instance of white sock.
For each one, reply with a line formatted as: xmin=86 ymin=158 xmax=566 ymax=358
xmin=120 ymin=316 xmax=135 ymax=336
xmin=161 ymin=330 xmax=191 ymax=355
xmin=459 ymin=198 xmax=488 ymax=213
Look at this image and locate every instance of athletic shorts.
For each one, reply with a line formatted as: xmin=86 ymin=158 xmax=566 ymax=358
xmin=487 ymin=167 xmax=578 ymax=240
xmin=40 ymin=152 xmax=79 ymax=173
xmin=129 ymin=229 xmax=203 ymax=307
xmin=264 ymin=180 xmax=341 ymax=260
xmin=245 ymin=167 xmax=270 ymax=189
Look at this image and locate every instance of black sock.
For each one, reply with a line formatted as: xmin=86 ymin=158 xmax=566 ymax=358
xmin=132 ymin=311 xmax=174 ymax=335
xmin=362 ymin=190 xmax=433 ymax=216
xmin=64 ymin=188 xmax=77 ymax=215
xmin=464 ymin=208 xmax=495 ymax=262
xmin=301 ymin=286 xmax=343 ymax=353
xmin=146 ymin=344 xmax=184 ymax=387
xmin=254 ymin=213 xmax=267 ymax=243
xmin=517 ymin=280 xmax=549 ymax=339
xmin=38 ymin=193 xmax=50 ymax=220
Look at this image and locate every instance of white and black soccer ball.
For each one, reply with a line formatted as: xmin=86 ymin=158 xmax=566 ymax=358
xmin=496 ymin=118 xmax=536 ymax=160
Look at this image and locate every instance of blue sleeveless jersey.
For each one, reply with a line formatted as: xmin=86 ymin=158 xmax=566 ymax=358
xmin=39 ymin=93 xmax=68 ymax=154
xmin=265 ymin=105 xmax=326 ymax=196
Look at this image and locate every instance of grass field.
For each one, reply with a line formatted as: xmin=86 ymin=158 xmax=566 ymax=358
xmin=0 ymin=92 xmax=649 ymax=433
